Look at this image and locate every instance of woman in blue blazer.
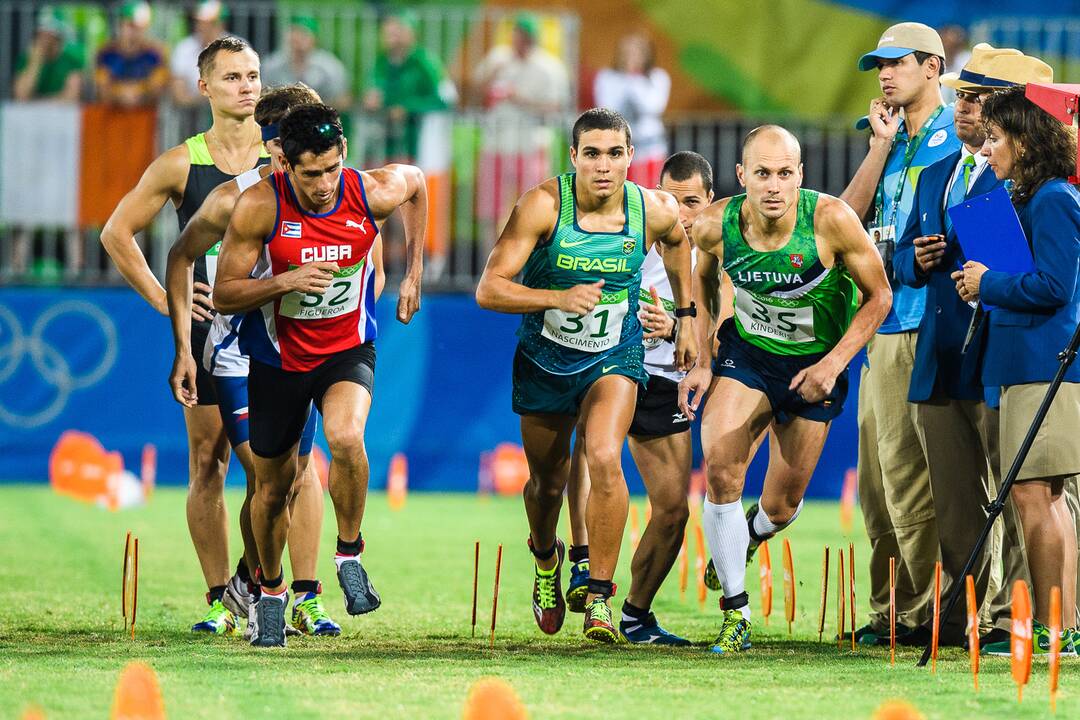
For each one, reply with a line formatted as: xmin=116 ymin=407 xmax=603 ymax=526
xmin=953 ymin=85 xmax=1080 ymax=651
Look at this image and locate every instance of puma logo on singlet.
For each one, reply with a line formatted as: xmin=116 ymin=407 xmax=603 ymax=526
xmin=346 ymin=218 xmax=367 ymax=232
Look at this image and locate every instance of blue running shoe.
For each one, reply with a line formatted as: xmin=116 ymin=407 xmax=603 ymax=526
xmin=620 ymin=612 xmax=691 ymax=646
xmin=566 ymin=557 xmax=590 ymax=614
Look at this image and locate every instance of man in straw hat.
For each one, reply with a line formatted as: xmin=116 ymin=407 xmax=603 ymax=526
xmin=840 ymin=21 xmax=961 ymax=648
xmin=892 ymin=46 xmax=1053 ymax=650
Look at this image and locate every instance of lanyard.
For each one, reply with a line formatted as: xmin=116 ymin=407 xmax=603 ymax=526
xmin=873 ymin=105 xmax=946 ymax=228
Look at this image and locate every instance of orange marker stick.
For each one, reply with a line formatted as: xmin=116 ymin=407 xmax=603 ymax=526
xmin=782 ymin=538 xmax=795 ymax=635
xmin=471 ymin=540 xmax=480 ymax=638
xmin=759 ymin=540 xmax=773 ymax=625
xmin=965 ymin=574 xmax=980 ymax=691
xmin=1050 ymin=585 xmax=1062 ymax=712
xmin=490 ymin=544 xmax=503 ymax=649
xmin=818 ymin=545 xmax=829 ymax=642
xmin=1011 ymin=580 xmax=1033 ymax=703
xmin=837 ymin=548 xmax=845 ymax=649
xmin=849 ymin=543 xmax=856 ymax=652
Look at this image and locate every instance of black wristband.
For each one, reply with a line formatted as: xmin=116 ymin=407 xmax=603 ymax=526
xmin=674 ymin=302 xmax=697 ymax=318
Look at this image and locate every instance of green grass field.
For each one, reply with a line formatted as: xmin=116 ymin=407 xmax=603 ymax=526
xmin=0 ymin=485 xmax=1074 ymax=718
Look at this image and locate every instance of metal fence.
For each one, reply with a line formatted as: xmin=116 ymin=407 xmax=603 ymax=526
xmin=0 ymin=107 xmax=872 ymax=290
xmin=21 ymin=3 xmax=1061 ymax=291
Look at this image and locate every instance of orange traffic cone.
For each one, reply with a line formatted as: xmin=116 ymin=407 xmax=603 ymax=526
xmin=462 ymin=677 xmax=528 ymax=720
xmin=111 ymin=662 xmax=166 ymax=720
xmin=388 ymin=452 xmax=408 ymax=510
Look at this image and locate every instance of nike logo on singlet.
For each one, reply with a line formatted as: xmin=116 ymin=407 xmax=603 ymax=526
xmin=560 ymin=238 xmax=592 ymax=248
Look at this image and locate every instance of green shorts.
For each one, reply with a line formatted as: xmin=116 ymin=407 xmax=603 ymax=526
xmin=512 ymin=343 xmax=647 ymax=416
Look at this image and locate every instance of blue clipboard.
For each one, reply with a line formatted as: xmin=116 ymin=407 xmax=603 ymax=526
xmin=948 ymin=185 xmax=1035 ymax=275
xmin=948 ymin=185 xmax=1035 ymax=312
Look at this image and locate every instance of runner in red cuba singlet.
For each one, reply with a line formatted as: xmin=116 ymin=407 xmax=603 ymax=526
xmin=246 ymin=166 xmax=381 ymax=371
xmin=213 ymin=103 xmax=428 ymax=647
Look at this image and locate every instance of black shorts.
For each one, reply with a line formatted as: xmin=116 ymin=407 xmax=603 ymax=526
xmin=629 ymin=375 xmax=690 ymax=438
xmin=711 ymin=320 xmax=847 ymax=424
xmin=248 ymin=342 xmax=376 ymax=458
xmin=191 ymin=321 xmax=217 ymax=406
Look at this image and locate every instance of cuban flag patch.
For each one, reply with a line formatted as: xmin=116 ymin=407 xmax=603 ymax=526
xmin=281 ymin=221 xmax=302 ymax=238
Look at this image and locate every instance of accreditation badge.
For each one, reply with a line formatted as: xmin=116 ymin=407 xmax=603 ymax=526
xmin=867 ymin=224 xmax=896 ymax=280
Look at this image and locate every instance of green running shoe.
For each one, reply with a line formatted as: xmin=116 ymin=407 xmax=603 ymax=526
xmin=984 ymin=620 xmax=1079 ymax=656
xmin=710 ymin=609 xmax=752 ymax=654
xmin=583 ymin=596 xmax=618 ymax=644
xmin=292 ymin=592 xmax=342 ymax=637
xmin=191 ymin=598 xmax=239 ymax=635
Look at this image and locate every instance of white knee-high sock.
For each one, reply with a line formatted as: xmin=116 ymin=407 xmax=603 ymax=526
xmin=703 ymin=498 xmax=751 ymax=617
xmin=751 ymin=499 xmax=804 ymax=539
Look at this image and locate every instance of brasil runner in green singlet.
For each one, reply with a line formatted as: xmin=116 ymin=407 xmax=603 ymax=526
xmin=476 ymin=109 xmax=697 ymax=643
xmin=100 ymin=37 xmax=267 ymax=635
xmin=680 ymin=125 xmax=892 ymax=654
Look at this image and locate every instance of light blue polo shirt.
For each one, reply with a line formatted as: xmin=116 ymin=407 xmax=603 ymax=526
xmin=876 ymin=105 xmax=960 ymax=334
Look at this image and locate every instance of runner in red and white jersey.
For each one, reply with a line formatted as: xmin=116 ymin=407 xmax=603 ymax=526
xmin=242 ymin=162 xmax=381 ymax=371
xmin=214 ymin=103 xmax=426 ymax=647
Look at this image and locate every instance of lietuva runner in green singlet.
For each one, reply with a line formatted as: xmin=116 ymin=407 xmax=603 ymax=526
xmin=680 ymin=125 xmax=892 ymax=655
xmin=100 ymin=37 xmax=267 ymax=636
xmin=476 ymin=109 xmax=697 ymax=644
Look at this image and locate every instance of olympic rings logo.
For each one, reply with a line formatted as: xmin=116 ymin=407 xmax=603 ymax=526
xmin=0 ymin=300 xmax=118 ymax=428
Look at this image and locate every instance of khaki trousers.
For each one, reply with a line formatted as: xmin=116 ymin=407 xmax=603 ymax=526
xmin=857 ymin=332 xmax=939 ymax=630
xmin=913 ymin=398 xmax=1029 ymax=637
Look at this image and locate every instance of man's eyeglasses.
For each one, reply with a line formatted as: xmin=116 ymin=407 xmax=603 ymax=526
xmin=955 ymin=90 xmax=988 ymax=105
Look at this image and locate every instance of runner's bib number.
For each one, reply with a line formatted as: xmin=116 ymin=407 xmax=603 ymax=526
xmin=279 ymin=260 xmax=365 ymax=320
xmin=541 ymin=288 xmax=628 ymax=352
xmin=733 ymin=289 xmax=815 ymax=344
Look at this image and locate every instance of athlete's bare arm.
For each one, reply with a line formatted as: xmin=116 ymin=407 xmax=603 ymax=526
xmin=677 ymin=198 xmax=730 ymax=418
xmin=643 ymin=188 xmax=697 ymax=370
xmin=788 ymin=196 xmax=891 ymax=402
xmin=213 ymin=182 xmax=339 ymax=315
xmin=361 ymin=163 xmax=427 ymax=324
xmin=164 ymin=180 xmax=241 ymax=406
xmin=475 ymin=181 xmax=603 ymax=315
xmin=100 ymin=145 xmax=191 ymax=314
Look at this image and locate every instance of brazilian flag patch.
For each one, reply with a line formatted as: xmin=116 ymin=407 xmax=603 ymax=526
xmin=622 ymin=238 xmax=636 ymax=255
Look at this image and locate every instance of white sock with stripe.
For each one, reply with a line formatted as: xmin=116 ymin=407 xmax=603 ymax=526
xmin=703 ymin=497 xmax=751 ymax=619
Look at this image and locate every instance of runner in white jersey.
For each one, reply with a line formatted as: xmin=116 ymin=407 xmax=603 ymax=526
xmin=167 ymin=85 xmax=382 ymax=637
xmin=562 ymin=152 xmax=714 ymax=644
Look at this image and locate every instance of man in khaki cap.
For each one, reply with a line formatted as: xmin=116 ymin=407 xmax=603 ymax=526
xmin=890 ymin=45 xmax=1055 ymax=650
xmin=857 ymin=22 xmax=946 ymax=71
xmin=841 ymin=21 xmax=960 ymax=647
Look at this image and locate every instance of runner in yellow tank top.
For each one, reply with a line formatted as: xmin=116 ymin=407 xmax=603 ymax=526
xmin=476 ymin=109 xmax=698 ymax=643
xmin=681 ymin=125 xmax=892 ymax=654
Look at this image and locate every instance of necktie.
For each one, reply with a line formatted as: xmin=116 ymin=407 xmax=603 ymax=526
xmin=945 ymin=155 xmax=977 ymax=236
